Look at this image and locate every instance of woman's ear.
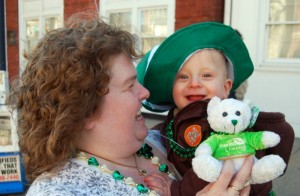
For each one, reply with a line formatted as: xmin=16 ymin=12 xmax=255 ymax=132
xmin=84 ymin=117 xmax=96 ymax=130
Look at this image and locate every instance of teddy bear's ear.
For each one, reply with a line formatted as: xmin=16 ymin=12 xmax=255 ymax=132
xmin=243 ymin=99 xmax=252 ymax=107
xmin=208 ymin=96 xmax=221 ymax=111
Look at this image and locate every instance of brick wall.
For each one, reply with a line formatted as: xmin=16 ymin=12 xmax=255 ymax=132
xmin=64 ymin=0 xmax=100 ymax=21
xmin=175 ymin=0 xmax=225 ymax=30
xmin=5 ymin=0 xmax=224 ymax=82
xmin=5 ymin=0 xmax=19 ymax=83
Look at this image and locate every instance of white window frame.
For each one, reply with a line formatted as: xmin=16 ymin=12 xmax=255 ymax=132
xmin=259 ymin=0 xmax=300 ymax=70
xmin=225 ymin=0 xmax=300 ymax=71
xmin=18 ymin=0 xmax=63 ymax=73
xmin=99 ymin=0 xmax=175 ymax=46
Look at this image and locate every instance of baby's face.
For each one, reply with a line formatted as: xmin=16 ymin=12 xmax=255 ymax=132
xmin=172 ymin=49 xmax=232 ymax=111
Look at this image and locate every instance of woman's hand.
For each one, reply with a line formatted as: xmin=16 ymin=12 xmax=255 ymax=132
xmin=196 ymin=155 xmax=254 ymax=196
xmin=144 ymin=173 xmax=173 ymax=196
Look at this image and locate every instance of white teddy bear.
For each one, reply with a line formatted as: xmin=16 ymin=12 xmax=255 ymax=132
xmin=192 ymin=96 xmax=286 ymax=184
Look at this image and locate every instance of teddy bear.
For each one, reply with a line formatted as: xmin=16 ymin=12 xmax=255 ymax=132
xmin=192 ymin=96 xmax=286 ymax=184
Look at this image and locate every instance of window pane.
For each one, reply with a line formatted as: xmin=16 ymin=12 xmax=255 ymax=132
xmin=26 ymin=19 xmax=39 ymax=49
xmin=0 ymin=117 xmax=12 ymax=146
xmin=267 ymin=24 xmax=300 ymax=58
xmin=269 ymin=0 xmax=300 ymax=22
xmin=45 ymin=16 xmax=62 ymax=32
xmin=143 ymin=37 xmax=165 ymax=54
xmin=141 ymin=8 xmax=167 ymax=37
xmin=109 ymin=12 xmax=132 ymax=32
xmin=140 ymin=8 xmax=167 ymax=52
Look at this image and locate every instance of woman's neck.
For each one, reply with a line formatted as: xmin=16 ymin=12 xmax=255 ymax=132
xmin=77 ymin=149 xmax=149 ymax=183
xmin=79 ymin=149 xmax=135 ymax=168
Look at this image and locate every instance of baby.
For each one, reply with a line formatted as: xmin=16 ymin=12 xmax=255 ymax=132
xmin=137 ymin=22 xmax=294 ymax=196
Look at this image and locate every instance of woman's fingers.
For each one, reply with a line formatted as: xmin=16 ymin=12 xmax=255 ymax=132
xmin=196 ymin=156 xmax=254 ymax=196
xmin=230 ymin=155 xmax=254 ymax=190
xmin=144 ymin=173 xmax=172 ymax=196
xmin=240 ymin=184 xmax=251 ymax=196
xmin=196 ymin=160 xmax=235 ymax=195
xmin=210 ymin=159 xmax=235 ymax=191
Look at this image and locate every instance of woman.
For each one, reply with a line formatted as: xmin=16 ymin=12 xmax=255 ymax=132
xmin=7 ymin=12 xmax=252 ymax=196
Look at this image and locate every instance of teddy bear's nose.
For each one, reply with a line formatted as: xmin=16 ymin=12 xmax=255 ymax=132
xmin=231 ymin=119 xmax=238 ymax=126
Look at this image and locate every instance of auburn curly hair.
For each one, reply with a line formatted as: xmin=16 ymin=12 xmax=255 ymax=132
xmin=6 ymin=12 xmax=142 ymax=182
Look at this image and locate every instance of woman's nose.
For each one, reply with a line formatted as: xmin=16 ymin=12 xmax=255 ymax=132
xmin=139 ymin=84 xmax=150 ymax=100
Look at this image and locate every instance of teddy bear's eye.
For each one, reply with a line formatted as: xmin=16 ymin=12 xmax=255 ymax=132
xmin=235 ymin=111 xmax=241 ymax=116
xmin=222 ymin=112 xmax=228 ymax=117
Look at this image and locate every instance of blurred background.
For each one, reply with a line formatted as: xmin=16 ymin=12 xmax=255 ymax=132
xmin=1 ymin=0 xmax=299 ymax=195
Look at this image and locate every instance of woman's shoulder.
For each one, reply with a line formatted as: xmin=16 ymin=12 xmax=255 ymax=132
xmin=26 ymin=159 xmax=144 ymax=196
xmin=26 ymin=160 xmax=94 ymax=195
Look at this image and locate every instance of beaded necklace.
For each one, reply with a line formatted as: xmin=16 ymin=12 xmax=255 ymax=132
xmin=79 ymin=149 xmax=148 ymax=176
xmin=76 ymin=143 xmax=176 ymax=195
xmin=166 ymin=120 xmax=197 ymax=158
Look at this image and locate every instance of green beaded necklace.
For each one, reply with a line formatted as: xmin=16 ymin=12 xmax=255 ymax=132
xmin=166 ymin=120 xmax=198 ymax=158
xmin=76 ymin=144 xmax=175 ymax=195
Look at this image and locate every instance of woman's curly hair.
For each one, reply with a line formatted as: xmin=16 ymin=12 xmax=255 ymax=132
xmin=6 ymin=12 xmax=142 ymax=182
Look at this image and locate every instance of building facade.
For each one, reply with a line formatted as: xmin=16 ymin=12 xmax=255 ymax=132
xmin=3 ymin=0 xmax=300 ymax=137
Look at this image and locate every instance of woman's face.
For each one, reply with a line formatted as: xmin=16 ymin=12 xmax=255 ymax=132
xmin=82 ymin=53 xmax=150 ymax=156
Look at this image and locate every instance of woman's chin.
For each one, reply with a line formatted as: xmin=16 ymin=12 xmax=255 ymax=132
xmin=137 ymin=126 xmax=149 ymax=141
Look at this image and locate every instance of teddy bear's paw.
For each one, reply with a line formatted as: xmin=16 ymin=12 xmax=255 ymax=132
xmin=251 ymin=155 xmax=286 ymax=184
xmin=192 ymin=155 xmax=222 ymax=182
xmin=194 ymin=143 xmax=213 ymax=156
xmin=262 ymin=131 xmax=280 ymax=148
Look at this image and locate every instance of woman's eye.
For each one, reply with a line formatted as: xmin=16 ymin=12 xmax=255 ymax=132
xmin=128 ymin=83 xmax=134 ymax=89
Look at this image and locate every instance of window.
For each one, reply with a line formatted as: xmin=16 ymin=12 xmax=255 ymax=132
xmin=100 ymin=0 xmax=175 ymax=53
xmin=26 ymin=18 xmax=39 ymax=50
xmin=266 ymin=0 xmax=300 ymax=61
xmin=19 ymin=0 xmax=63 ymax=72
xmin=20 ymin=0 xmax=63 ymax=51
xmin=24 ymin=16 xmax=62 ymax=50
xmin=45 ymin=16 xmax=62 ymax=32
xmin=140 ymin=8 xmax=168 ymax=52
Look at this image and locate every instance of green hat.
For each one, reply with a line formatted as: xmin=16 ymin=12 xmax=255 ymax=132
xmin=137 ymin=22 xmax=254 ymax=112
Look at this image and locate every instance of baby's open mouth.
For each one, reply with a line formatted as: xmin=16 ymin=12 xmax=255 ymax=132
xmin=187 ymin=95 xmax=205 ymax=101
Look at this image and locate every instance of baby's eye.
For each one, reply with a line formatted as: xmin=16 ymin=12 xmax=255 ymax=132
xmin=202 ymin=73 xmax=212 ymax=78
xmin=177 ymin=74 xmax=189 ymax=80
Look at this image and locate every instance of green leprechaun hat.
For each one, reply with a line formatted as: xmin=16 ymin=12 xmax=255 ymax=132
xmin=137 ymin=22 xmax=254 ymax=112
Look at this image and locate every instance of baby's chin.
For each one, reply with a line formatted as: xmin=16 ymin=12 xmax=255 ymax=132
xmin=177 ymin=98 xmax=206 ymax=110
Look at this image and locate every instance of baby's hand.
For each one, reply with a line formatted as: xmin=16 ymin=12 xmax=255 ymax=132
xmin=144 ymin=173 xmax=173 ymax=196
